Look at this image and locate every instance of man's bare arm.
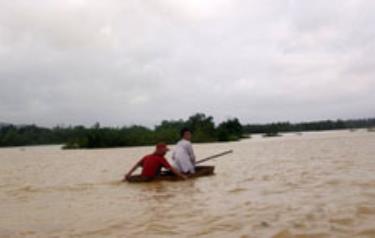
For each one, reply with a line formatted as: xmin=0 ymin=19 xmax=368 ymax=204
xmin=123 ymin=160 xmax=142 ymax=181
xmin=169 ymin=166 xmax=188 ymax=180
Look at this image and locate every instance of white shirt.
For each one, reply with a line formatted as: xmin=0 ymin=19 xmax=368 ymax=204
xmin=172 ymin=139 xmax=196 ymax=173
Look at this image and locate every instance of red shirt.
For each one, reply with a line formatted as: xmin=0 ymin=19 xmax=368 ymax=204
xmin=140 ymin=154 xmax=172 ymax=177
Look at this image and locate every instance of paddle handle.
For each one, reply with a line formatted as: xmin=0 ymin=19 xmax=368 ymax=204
xmin=195 ymin=150 xmax=233 ymax=165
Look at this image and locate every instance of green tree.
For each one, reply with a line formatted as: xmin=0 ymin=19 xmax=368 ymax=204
xmin=217 ymin=118 xmax=243 ymax=141
xmin=186 ymin=113 xmax=216 ymax=142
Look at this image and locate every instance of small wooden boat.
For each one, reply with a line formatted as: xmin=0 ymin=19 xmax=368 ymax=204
xmin=126 ymin=166 xmax=215 ymax=183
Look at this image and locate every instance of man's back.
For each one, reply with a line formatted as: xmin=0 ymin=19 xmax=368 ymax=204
xmin=141 ymin=154 xmax=171 ymax=177
xmin=172 ymin=139 xmax=196 ymax=173
xmin=124 ymin=143 xmax=187 ymax=182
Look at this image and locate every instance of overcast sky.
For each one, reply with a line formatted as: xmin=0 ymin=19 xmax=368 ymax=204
xmin=0 ymin=0 xmax=374 ymax=128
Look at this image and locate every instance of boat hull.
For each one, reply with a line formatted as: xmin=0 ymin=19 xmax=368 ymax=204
xmin=126 ymin=166 xmax=215 ymax=183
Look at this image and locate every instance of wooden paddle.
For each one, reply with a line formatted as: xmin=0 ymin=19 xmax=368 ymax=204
xmin=195 ymin=150 xmax=233 ymax=165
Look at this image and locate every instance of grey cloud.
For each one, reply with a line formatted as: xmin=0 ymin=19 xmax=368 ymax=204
xmin=0 ymin=0 xmax=374 ymax=127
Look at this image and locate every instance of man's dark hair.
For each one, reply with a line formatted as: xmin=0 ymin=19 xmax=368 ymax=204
xmin=180 ymin=127 xmax=191 ymax=138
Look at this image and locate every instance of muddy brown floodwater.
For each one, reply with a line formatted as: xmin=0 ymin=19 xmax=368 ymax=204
xmin=0 ymin=130 xmax=374 ymax=238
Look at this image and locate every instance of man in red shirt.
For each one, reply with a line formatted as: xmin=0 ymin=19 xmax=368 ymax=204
xmin=123 ymin=143 xmax=187 ymax=181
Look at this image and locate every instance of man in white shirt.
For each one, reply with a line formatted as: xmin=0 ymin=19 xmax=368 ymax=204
xmin=172 ymin=128 xmax=196 ymax=174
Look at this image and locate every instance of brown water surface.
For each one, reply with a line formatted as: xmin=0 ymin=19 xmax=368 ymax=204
xmin=0 ymin=130 xmax=374 ymax=237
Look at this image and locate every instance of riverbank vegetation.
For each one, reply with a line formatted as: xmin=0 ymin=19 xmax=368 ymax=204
xmin=0 ymin=115 xmax=374 ymax=148
xmin=0 ymin=113 xmax=243 ymax=148
xmin=243 ymin=118 xmax=375 ymax=134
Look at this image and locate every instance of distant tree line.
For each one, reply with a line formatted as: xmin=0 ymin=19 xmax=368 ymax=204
xmin=0 ymin=124 xmax=66 ymax=147
xmin=243 ymin=118 xmax=375 ymax=135
xmin=0 ymin=113 xmax=243 ymax=148
xmin=1 ymin=115 xmax=374 ymax=148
